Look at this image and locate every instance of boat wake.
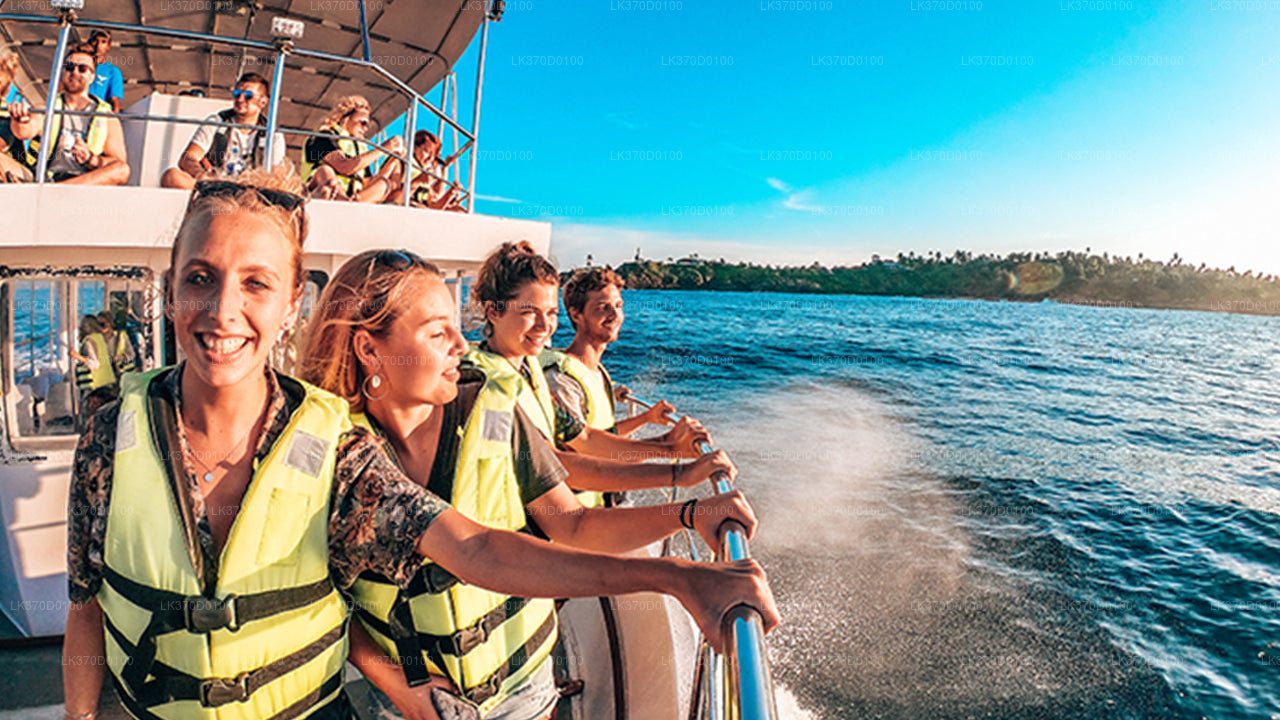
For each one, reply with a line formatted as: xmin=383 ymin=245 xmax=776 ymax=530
xmin=711 ymin=381 xmax=1179 ymax=720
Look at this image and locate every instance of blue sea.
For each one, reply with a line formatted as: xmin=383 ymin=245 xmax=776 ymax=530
xmin=551 ymin=291 xmax=1280 ymax=720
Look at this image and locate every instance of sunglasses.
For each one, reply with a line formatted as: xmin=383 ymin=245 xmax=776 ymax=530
xmin=63 ymin=62 xmax=95 ymax=75
xmin=193 ymin=180 xmax=306 ymax=211
xmin=364 ymin=249 xmax=426 ymax=287
xmin=353 ymin=118 xmax=370 ymax=128
xmin=231 ymin=88 xmax=256 ymax=100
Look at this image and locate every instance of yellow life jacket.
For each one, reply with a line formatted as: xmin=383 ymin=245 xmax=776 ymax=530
xmin=538 ymin=348 xmax=617 ymax=432
xmin=346 ymin=370 xmax=558 ymax=713
xmin=538 ymin=348 xmax=619 ymax=508
xmin=27 ymin=93 xmax=110 ymax=179
xmin=99 ymin=368 xmax=352 ymax=720
xmin=301 ymin=124 xmax=365 ymax=196
xmin=461 ymin=345 xmax=555 ymax=441
xmin=74 ymin=332 xmax=116 ymax=391
xmin=108 ymin=331 xmax=139 ymax=375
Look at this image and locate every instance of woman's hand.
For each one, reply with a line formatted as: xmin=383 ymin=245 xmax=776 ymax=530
xmin=674 ymin=449 xmax=736 ymax=488
xmin=688 ymin=490 xmax=758 ymax=552
xmin=386 ymin=674 xmax=461 ymax=720
xmin=663 ymin=416 xmax=712 ymax=458
xmin=677 ymin=558 xmax=780 ymax=653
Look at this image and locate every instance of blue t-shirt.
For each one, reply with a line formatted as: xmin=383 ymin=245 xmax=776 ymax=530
xmin=89 ymin=62 xmax=124 ymax=104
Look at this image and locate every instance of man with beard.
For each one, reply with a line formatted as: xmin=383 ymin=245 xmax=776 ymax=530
xmin=161 ymin=72 xmax=286 ymax=188
xmin=541 ymin=267 xmax=706 ymax=506
xmin=6 ymin=43 xmax=129 ymax=185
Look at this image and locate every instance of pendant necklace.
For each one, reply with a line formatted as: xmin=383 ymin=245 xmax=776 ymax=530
xmin=184 ymin=416 xmax=258 ymax=484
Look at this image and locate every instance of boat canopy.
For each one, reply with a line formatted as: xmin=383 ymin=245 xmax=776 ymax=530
xmin=1 ymin=0 xmax=483 ymax=147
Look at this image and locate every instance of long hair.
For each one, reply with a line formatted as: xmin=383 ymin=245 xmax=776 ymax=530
xmin=463 ymin=241 xmax=559 ymax=336
xmin=0 ymin=48 xmax=17 ymax=97
xmin=297 ymin=250 xmax=442 ymax=413
xmin=317 ymin=95 xmax=371 ymax=131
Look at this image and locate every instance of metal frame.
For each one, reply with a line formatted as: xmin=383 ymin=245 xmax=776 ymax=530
xmin=623 ymin=394 xmax=779 ymax=720
xmin=1 ymin=8 xmax=487 ymax=209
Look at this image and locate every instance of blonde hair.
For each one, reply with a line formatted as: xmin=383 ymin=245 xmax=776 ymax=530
xmin=298 ymin=250 xmax=442 ymax=413
xmin=318 ymin=95 xmax=371 ymax=131
xmin=169 ymin=166 xmax=309 ymax=293
xmin=0 ymin=48 xmax=17 ymax=96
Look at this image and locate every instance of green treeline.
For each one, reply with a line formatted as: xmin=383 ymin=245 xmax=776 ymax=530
xmin=608 ymin=251 xmax=1280 ymax=315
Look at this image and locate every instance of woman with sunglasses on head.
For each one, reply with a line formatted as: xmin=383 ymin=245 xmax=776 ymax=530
xmin=62 ymin=171 xmax=777 ymax=720
xmin=302 ymin=94 xmax=405 ymax=203
xmin=299 ymin=249 xmax=771 ymax=719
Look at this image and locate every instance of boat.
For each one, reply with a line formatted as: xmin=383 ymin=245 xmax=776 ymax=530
xmin=0 ymin=3 xmax=776 ymax=718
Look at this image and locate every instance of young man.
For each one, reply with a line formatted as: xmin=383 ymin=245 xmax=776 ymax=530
xmin=87 ymin=30 xmax=124 ymax=113
xmin=541 ymin=267 xmax=706 ymax=506
xmin=160 ymin=72 xmax=286 ymax=188
xmin=7 ymin=43 xmax=129 ymax=185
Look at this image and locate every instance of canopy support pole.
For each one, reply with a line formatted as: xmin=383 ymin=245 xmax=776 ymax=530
xmin=262 ymin=41 xmax=289 ymax=173
xmin=35 ymin=15 xmax=73 ymax=185
xmin=467 ymin=7 xmax=491 ymax=214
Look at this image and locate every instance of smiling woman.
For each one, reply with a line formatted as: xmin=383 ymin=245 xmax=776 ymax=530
xmin=59 ymin=171 xmax=778 ymax=720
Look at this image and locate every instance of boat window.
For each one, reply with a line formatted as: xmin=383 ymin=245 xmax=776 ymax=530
xmin=5 ymin=275 xmax=158 ymax=444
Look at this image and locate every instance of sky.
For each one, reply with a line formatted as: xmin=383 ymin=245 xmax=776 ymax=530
xmin=419 ymin=1 xmax=1280 ymax=273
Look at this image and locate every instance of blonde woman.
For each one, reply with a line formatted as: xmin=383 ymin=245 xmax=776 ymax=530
xmin=299 ymin=249 xmax=771 ymax=719
xmin=301 ymin=94 xmax=404 ymax=202
xmin=63 ymin=173 xmax=777 ymax=720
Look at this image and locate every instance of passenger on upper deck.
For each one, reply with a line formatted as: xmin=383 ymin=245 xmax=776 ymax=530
xmin=86 ymin=30 xmax=123 ymax=114
xmin=387 ymin=130 xmax=463 ymax=211
xmin=302 ymin=94 xmax=404 ymax=203
xmin=6 ymin=43 xmax=129 ymax=185
xmin=161 ymin=72 xmax=287 ymax=189
xmin=0 ymin=48 xmax=33 ymax=183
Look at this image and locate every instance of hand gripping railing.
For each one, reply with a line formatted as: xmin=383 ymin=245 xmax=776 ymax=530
xmin=622 ymin=394 xmax=778 ymax=720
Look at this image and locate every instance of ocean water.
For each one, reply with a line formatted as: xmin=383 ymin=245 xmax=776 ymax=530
xmin=551 ymin=291 xmax=1280 ymax=720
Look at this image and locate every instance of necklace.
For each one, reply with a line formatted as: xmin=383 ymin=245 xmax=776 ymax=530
xmin=183 ymin=414 xmax=259 ymax=484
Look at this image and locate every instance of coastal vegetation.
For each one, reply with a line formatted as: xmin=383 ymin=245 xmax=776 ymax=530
xmin=606 ymin=250 xmax=1280 ymax=316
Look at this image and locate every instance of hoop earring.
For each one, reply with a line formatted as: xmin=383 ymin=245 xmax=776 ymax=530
xmin=362 ymin=372 xmax=389 ymax=400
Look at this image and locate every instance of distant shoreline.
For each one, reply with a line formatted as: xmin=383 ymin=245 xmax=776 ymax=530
xmin=597 ymin=252 xmax=1280 ymax=317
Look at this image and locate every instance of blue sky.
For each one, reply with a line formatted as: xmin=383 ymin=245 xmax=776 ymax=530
xmin=419 ymin=1 xmax=1280 ymax=273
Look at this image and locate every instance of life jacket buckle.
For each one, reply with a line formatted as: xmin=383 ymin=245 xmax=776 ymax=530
xmin=200 ymin=671 xmax=251 ymax=707
xmin=185 ymin=594 xmax=239 ymax=633
xmin=467 ymin=672 xmax=503 ymax=705
xmin=452 ymin=623 xmax=488 ymax=655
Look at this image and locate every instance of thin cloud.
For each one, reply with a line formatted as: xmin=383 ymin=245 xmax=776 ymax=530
xmin=765 ymin=177 xmax=792 ymax=193
xmin=476 ymin=194 xmax=523 ymax=203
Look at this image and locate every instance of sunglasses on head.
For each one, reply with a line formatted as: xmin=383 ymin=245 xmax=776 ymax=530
xmin=193 ymin=180 xmax=306 ymax=211
xmin=364 ymin=249 xmax=427 ymax=286
xmin=231 ymin=88 xmax=256 ymax=100
xmin=63 ymin=61 xmax=94 ymax=75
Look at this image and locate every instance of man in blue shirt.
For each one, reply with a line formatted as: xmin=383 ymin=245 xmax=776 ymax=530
xmin=87 ymin=30 xmax=123 ymax=112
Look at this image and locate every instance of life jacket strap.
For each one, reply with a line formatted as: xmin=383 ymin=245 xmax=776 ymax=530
xmin=103 ymin=566 xmax=334 ymax=634
xmin=463 ymin=610 xmax=557 ymax=705
xmin=102 ymin=566 xmax=334 ymax=689
xmin=106 ymin=616 xmax=343 ymax=710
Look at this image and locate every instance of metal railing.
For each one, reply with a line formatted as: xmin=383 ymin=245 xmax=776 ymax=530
xmin=0 ymin=6 xmax=488 ymax=210
xmin=622 ymin=394 xmax=779 ymax=720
